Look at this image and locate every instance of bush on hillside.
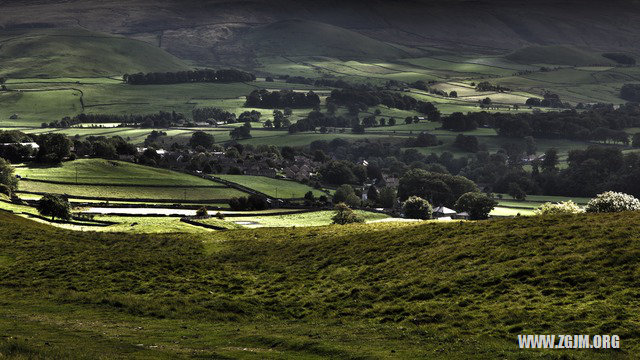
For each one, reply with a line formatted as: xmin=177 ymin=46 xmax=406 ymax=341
xmin=534 ymin=201 xmax=584 ymax=215
xmin=402 ymin=196 xmax=432 ymax=220
xmin=586 ymin=191 xmax=640 ymax=213
xmin=332 ymin=203 xmax=364 ymax=225
xmin=196 ymin=207 xmax=209 ymax=218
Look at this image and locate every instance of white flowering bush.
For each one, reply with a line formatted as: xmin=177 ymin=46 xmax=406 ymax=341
xmin=585 ymin=191 xmax=640 ymax=213
xmin=534 ymin=201 xmax=584 ymax=215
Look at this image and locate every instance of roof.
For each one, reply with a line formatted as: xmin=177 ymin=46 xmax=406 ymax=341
xmin=433 ymin=206 xmax=456 ymax=215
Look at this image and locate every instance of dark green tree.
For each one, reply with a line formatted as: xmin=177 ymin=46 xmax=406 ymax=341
xmin=36 ymin=194 xmax=71 ymax=221
xmin=454 ymin=192 xmax=497 ymax=220
xmin=402 ymin=196 xmax=432 ymax=220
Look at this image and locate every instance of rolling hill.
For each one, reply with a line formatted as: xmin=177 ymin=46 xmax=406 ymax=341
xmin=505 ymin=45 xmax=616 ymax=66
xmin=240 ymin=19 xmax=419 ymax=59
xmin=1 ymin=211 xmax=639 ymax=357
xmin=0 ymin=28 xmax=190 ymax=78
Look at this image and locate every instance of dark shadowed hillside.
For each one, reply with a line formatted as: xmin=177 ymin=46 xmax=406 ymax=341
xmin=2 ymin=0 xmax=640 ymax=67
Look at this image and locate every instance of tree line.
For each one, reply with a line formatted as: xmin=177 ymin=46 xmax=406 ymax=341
xmin=245 ymin=90 xmax=321 ymax=109
xmin=123 ymin=69 xmax=255 ymax=85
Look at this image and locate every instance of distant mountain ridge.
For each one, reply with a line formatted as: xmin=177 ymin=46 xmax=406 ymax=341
xmin=1 ymin=0 xmax=639 ymax=67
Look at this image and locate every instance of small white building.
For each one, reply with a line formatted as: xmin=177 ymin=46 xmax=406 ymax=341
xmin=433 ymin=206 xmax=457 ymax=218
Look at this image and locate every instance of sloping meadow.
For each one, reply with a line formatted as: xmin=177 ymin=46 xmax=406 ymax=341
xmin=0 ymin=211 xmax=638 ymax=357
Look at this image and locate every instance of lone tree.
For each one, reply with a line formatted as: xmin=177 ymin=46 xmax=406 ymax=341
xmin=0 ymin=157 xmax=18 ymax=194
xmin=402 ymin=196 xmax=432 ymax=220
xmin=454 ymin=192 xmax=497 ymax=220
xmin=36 ymin=194 xmax=71 ymax=221
xmin=332 ymin=203 xmax=364 ymax=225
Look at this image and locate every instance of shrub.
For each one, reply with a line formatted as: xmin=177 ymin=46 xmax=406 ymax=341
xmin=215 ymin=212 xmax=225 ymax=219
xmin=455 ymin=192 xmax=497 ymax=220
xmin=332 ymin=203 xmax=364 ymax=225
xmin=196 ymin=207 xmax=209 ymax=218
xmin=402 ymin=196 xmax=432 ymax=220
xmin=534 ymin=201 xmax=584 ymax=215
xmin=586 ymin=191 xmax=640 ymax=213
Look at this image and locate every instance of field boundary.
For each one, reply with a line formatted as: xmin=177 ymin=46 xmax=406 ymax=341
xmin=180 ymin=218 xmax=226 ymax=230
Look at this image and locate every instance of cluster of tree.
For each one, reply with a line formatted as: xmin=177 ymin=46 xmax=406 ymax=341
xmin=245 ymin=90 xmax=320 ymax=109
xmin=228 ymin=194 xmax=269 ymax=211
xmin=405 ymin=132 xmax=439 ymax=147
xmin=72 ymin=135 xmax=137 ymax=160
xmin=453 ymin=134 xmax=480 ymax=152
xmin=54 ymin=111 xmax=185 ymax=128
xmin=442 ymin=112 xmax=481 ymax=131
xmin=0 ymin=130 xmax=36 ymax=163
xmin=280 ymin=75 xmax=355 ymax=89
xmin=238 ymin=110 xmax=262 ymax=122
xmin=192 ymin=107 xmax=236 ymax=123
xmin=620 ymin=84 xmax=640 ymax=103
xmin=602 ymin=53 xmax=636 ymax=65
xmin=34 ymin=133 xmax=73 ymax=164
xmin=443 ymin=104 xmax=640 ymax=143
xmin=189 ymin=131 xmax=215 ymax=150
xmin=475 ymin=81 xmax=511 ymax=92
xmin=319 ymin=160 xmax=367 ymax=185
xmin=263 ymin=109 xmax=292 ymax=129
xmin=124 ymin=69 xmax=255 ymax=85
xmin=397 ymin=169 xmax=479 ymax=207
xmin=458 ymin=144 xmax=640 ymax=199
xmin=525 ymin=92 xmax=569 ymax=108
xmin=310 ymin=137 xmax=469 ymax=179
xmin=288 ymin=111 xmax=351 ymax=133
xmin=327 ymin=89 xmax=439 ymax=118
xmin=230 ymin=123 xmax=252 ymax=140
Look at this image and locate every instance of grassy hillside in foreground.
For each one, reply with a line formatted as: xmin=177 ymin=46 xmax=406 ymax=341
xmin=0 ymin=28 xmax=190 ymax=77
xmin=505 ymin=45 xmax=615 ymax=66
xmin=0 ymin=212 xmax=639 ymax=358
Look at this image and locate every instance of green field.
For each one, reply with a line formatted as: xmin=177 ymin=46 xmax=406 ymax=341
xmin=0 ymin=28 xmax=189 ymax=78
xmin=17 ymin=181 xmax=245 ymax=201
xmin=215 ymin=175 xmax=328 ymax=198
xmin=1 ymin=211 xmax=639 ymax=358
xmin=14 ymin=159 xmax=219 ymax=186
xmin=230 ymin=210 xmax=389 ymax=228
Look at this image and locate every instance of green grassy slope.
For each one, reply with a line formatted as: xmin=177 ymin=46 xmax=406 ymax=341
xmin=215 ymin=174 xmax=327 ymax=198
xmin=14 ymin=159 xmax=217 ymax=186
xmin=244 ymin=20 xmax=417 ymax=59
xmin=0 ymin=28 xmax=190 ymax=77
xmin=505 ymin=45 xmax=614 ymax=66
xmin=0 ymin=212 xmax=638 ymax=358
